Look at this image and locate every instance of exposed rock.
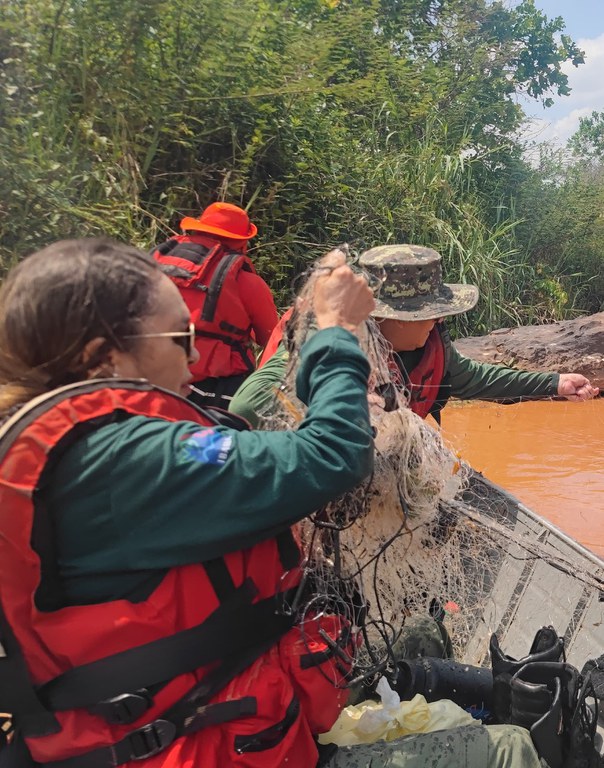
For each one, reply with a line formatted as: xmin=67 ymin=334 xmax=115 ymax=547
xmin=454 ymin=312 xmax=604 ymax=390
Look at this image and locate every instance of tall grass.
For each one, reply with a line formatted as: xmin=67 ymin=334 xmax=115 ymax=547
xmin=1 ymin=0 xmax=599 ymax=328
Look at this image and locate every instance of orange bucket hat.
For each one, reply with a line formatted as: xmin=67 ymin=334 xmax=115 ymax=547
xmin=180 ymin=202 xmax=258 ymax=240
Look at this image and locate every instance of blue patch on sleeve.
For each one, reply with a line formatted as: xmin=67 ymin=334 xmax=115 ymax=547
xmin=180 ymin=429 xmax=233 ymax=466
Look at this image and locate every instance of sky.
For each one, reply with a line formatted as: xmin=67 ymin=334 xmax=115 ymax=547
xmin=517 ymin=0 xmax=604 ymax=146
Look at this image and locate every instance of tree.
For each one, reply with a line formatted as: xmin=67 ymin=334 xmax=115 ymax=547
xmin=569 ymin=111 xmax=604 ymax=163
xmin=1 ymin=0 xmax=597 ymax=327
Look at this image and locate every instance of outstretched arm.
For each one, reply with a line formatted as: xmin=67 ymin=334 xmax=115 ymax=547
xmin=449 ymin=347 xmax=600 ymax=403
xmin=448 ymin=346 xmax=558 ymax=402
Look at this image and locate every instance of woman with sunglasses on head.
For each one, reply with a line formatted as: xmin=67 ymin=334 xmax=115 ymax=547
xmin=0 ymin=238 xmax=375 ymax=768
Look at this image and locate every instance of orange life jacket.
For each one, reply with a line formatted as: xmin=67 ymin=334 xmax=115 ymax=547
xmin=152 ymin=234 xmax=256 ymax=380
xmin=0 ymin=381 xmax=352 ymax=768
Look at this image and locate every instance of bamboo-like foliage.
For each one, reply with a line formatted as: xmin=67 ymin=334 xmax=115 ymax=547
xmin=1 ymin=0 xmax=601 ymax=329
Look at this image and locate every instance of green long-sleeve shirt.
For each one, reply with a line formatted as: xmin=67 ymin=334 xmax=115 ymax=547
xmin=44 ymin=327 xmax=373 ymax=605
xmin=399 ymin=343 xmax=558 ymax=403
xmin=229 ymin=336 xmax=559 ymax=428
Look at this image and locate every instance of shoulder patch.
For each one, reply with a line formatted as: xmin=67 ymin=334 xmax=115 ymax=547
xmin=180 ymin=428 xmax=233 ymax=466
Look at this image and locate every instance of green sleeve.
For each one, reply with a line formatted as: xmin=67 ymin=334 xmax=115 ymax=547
xmin=448 ymin=345 xmax=559 ymax=402
xmin=229 ymin=344 xmax=289 ymax=428
xmin=49 ymin=328 xmax=373 ymax=590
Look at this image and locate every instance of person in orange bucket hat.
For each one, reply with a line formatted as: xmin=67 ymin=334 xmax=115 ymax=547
xmin=180 ymin=201 xmax=259 ymax=241
xmin=152 ymin=202 xmax=278 ymax=409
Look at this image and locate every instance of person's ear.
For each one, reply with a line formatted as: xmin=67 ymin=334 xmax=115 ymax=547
xmin=80 ymin=337 xmax=114 ymax=378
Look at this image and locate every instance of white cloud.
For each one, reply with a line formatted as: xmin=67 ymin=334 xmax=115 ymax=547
xmin=522 ymin=32 xmax=604 ymax=146
xmin=526 ymin=108 xmax=593 ymax=145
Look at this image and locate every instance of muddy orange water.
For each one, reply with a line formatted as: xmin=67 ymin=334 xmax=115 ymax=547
xmin=441 ymin=398 xmax=604 ymax=558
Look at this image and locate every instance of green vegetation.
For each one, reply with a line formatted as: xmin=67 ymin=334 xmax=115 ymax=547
xmin=1 ymin=0 xmax=602 ymax=335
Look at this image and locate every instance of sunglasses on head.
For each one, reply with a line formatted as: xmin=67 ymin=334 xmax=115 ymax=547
xmin=123 ymin=322 xmax=196 ymax=358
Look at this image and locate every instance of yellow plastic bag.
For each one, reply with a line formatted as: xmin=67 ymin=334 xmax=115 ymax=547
xmin=318 ymin=677 xmax=478 ymax=747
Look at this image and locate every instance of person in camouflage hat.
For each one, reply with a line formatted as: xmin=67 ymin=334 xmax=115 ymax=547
xmin=230 ymin=244 xmax=598 ymax=428
xmin=356 ymin=244 xmax=598 ymax=421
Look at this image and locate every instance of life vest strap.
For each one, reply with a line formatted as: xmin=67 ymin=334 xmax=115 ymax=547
xmin=0 ymin=608 xmax=61 ymax=739
xmin=35 ymin=582 xmax=294 ymax=717
xmin=200 ymin=251 xmax=239 ymax=323
xmin=40 ymin=697 xmax=258 ymax=768
xmin=153 ymin=240 xmax=212 ymax=266
xmin=90 ymin=689 xmax=155 ymax=726
xmin=38 ymin=630 xmax=297 ymax=766
xmin=167 ymin=242 xmax=212 ymax=266
xmin=233 ymin=693 xmax=298 ymax=754
xmin=196 ymin=330 xmax=255 ymax=372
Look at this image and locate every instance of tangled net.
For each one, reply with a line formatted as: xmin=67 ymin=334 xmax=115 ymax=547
xmin=260 ymin=260 xmax=604 ymax=686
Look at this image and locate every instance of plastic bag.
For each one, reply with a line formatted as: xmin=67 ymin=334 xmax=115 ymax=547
xmin=318 ymin=676 xmax=478 ymax=747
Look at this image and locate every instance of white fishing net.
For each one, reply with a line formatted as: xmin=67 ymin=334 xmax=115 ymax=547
xmin=259 ymin=262 xmax=604 ymax=686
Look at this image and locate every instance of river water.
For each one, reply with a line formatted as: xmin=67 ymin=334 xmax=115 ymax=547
xmin=441 ymin=398 xmax=604 ymax=558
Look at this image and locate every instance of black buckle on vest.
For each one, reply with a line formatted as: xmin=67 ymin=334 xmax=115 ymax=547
xmin=1 ymin=713 xmax=12 ymax=748
xmin=127 ymin=719 xmax=176 ymax=760
xmin=92 ymin=689 xmax=153 ymax=725
xmin=233 ymin=695 xmax=299 ymax=754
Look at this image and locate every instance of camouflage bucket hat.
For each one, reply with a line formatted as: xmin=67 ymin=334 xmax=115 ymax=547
xmin=359 ymin=244 xmax=479 ymax=321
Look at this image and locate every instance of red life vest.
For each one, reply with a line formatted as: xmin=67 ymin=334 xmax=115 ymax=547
xmin=152 ymin=234 xmax=256 ymax=380
xmin=0 ymin=381 xmax=352 ymax=768
xmin=259 ymin=312 xmax=448 ymax=420
xmin=403 ymin=325 xmax=447 ymax=420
